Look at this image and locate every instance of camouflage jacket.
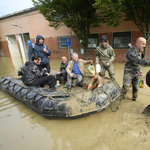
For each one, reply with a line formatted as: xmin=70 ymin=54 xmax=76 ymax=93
xmin=124 ymin=46 xmax=150 ymax=72
xmin=22 ymin=61 xmax=46 ymax=85
xmin=95 ymin=43 xmax=115 ymax=66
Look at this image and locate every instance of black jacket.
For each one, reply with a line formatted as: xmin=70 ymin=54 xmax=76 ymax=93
xmin=146 ymin=70 xmax=150 ymax=87
xmin=59 ymin=60 xmax=69 ymax=74
xmin=22 ymin=61 xmax=46 ymax=85
xmin=125 ymin=46 xmax=150 ymax=72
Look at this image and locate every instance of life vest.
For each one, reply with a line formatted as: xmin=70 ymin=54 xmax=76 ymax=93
xmin=87 ymin=75 xmax=102 ymax=90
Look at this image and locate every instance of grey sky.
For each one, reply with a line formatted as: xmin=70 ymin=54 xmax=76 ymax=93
xmin=0 ymin=0 xmax=34 ymax=17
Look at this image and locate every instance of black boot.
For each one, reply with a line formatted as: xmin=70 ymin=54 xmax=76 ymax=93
xmin=67 ymin=86 xmax=71 ymax=92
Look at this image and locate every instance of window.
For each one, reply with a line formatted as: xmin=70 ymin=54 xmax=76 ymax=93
xmin=58 ymin=36 xmax=68 ymax=49
xmin=113 ymin=31 xmax=131 ymax=49
xmin=88 ymin=34 xmax=98 ymax=49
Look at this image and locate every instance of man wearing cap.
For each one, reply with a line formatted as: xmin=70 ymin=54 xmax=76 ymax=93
xmin=95 ymin=35 xmax=115 ymax=79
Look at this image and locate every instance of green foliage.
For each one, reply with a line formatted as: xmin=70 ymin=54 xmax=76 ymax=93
xmin=94 ymin=0 xmax=150 ymax=58
xmin=93 ymin=0 xmax=122 ymax=27
xmin=121 ymin=0 xmax=150 ymax=39
xmin=32 ymin=0 xmax=102 ymax=59
xmin=94 ymin=0 xmax=150 ymax=39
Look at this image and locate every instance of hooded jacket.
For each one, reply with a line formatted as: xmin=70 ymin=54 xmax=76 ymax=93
xmin=28 ymin=35 xmax=51 ymax=65
xmin=22 ymin=61 xmax=46 ymax=85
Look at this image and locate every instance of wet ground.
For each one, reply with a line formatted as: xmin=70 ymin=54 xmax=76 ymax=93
xmin=0 ymin=57 xmax=150 ymax=150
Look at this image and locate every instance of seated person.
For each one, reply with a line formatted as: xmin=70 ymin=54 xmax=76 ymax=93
xmin=55 ymin=56 xmax=70 ymax=88
xmin=21 ymin=55 xmax=56 ymax=91
xmin=66 ymin=52 xmax=92 ymax=92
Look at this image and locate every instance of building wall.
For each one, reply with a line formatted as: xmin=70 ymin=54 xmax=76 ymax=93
xmin=0 ymin=9 xmax=149 ymax=62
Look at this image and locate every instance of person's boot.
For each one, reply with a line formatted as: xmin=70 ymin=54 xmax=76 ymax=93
xmin=67 ymin=86 xmax=71 ymax=92
xmin=132 ymin=98 xmax=136 ymax=102
xmin=122 ymin=88 xmax=127 ymax=99
xmin=132 ymin=93 xmax=137 ymax=102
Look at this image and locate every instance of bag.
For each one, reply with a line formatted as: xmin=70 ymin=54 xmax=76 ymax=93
xmin=130 ymin=70 xmax=145 ymax=88
xmin=146 ymin=70 xmax=150 ymax=87
xmin=139 ymin=74 xmax=145 ymax=88
xmin=87 ymin=64 xmax=96 ymax=77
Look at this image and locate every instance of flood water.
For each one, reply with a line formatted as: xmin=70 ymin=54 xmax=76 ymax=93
xmin=0 ymin=57 xmax=150 ymax=150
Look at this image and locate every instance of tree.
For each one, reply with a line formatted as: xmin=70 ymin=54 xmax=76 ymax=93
xmin=94 ymin=0 xmax=150 ymax=59
xmin=32 ymin=0 xmax=103 ymax=59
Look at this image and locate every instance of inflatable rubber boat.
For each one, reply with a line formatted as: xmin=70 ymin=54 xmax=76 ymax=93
xmin=0 ymin=76 xmax=122 ymax=118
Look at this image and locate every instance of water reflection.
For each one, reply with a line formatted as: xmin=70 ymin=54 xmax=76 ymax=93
xmin=0 ymin=57 xmax=150 ymax=150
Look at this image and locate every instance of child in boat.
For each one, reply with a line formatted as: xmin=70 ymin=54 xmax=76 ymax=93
xmin=87 ymin=61 xmax=102 ymax=90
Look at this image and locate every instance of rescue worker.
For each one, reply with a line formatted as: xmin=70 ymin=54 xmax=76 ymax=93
xmin=122 ymin=37 xmax=150 ymax=101
xmin=95 ymin=35 xmax=115 ymax=79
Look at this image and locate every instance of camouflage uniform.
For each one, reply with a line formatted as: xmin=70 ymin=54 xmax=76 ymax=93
xmin=95 ymin=43 xmax=115 ymax=79
xmin=122 ymin=46 xmax=150 ymax=101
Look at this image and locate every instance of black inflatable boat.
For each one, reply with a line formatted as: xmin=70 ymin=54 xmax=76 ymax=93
xmin=0 ymin=76 xmax=122 ymax=117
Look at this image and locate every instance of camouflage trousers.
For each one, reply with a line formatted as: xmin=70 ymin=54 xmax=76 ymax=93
xmin=122 ymin=70 xmax=139 ymax=100
xmin=100 ymin=63 xmax=115 ymax=79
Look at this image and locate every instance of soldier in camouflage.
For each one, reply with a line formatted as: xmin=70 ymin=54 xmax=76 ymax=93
xmin=95 ymin=35 xmax=115 ymax=79
xmin=122 ymin=37 xmax=150 ymax=101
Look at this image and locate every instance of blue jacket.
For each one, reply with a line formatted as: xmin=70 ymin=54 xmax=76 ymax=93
xmin=28 ymin=35 xmax=51 ymax=65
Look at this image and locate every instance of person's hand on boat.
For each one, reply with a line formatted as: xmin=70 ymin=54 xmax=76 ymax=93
xmin=45 ymin=72 xmax=50 ymax=76
xmin=56 ymin=71 xmax=60 ymax=74
xmin=69 ymin=72 xmax=73 ymax=77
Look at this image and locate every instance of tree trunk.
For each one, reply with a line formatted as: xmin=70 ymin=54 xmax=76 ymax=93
xmin=84 ymin=48 xmax=88 ymax=60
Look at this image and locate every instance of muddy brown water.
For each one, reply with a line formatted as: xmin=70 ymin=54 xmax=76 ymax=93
xmin=0 ymin=57 xmax=150 ymax=150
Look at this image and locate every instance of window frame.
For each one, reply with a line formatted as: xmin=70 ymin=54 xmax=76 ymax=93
xmin=57 ymin=36 xmax=68 ymax=49
xmin=113 ymin=31 xmax=131 ymax=49
xmin=88 ymin=33 xmax=99 ymax=49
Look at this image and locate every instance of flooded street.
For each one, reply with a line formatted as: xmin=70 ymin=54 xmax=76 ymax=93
xmin=0 ymin=57 xmax=150 ymax=150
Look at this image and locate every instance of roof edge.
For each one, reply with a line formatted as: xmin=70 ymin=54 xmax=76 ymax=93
xmin=0 ymin=7 xmax=37 ymax=20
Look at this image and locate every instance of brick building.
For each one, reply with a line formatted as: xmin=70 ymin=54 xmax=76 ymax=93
xmin=0 ymin=7 xmax=149 ymax=63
